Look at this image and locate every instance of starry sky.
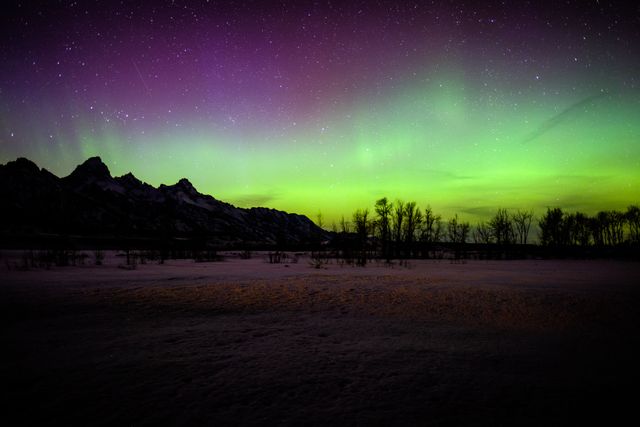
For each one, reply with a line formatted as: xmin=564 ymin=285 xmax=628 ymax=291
xmin=1 ymin=0 xmax=639 ymax=224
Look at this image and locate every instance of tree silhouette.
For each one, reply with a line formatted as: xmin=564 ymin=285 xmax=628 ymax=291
xmin=627 ymin=205 xmax=640 ymax=244
xmin=512 ymin=209 xmax=533 ymax=244
xmin=594 ymin=210 xmax=624 ymax=246
xmin=421 ymin=205 xmax=443 ymax=258
xmin=539 ymin=207 xmax=564 ymax=246
xmin=421 ymin=205 xmax=442 ymax=242
xmin=460 ymin=222 xmax=470 ymax=245
xmin=403 ymin=201 xmax=423 ymax=254
xmin=313 ymin=211 xmax=325 ymax=248
xmin=598 ymin=211 xmax=613 ymax=245
xmin=608 ymin=210 xmax=626 ymax=245
xmin=353 ymin=208 xmax=370 ymax=239
xmin=375 ymin=197 xmax=393 ymax=260
xmin=335 ymin=198 xmax=639 ymax=259
xmin=489 ymin=208 xmax=515 ymax=245
xmin=572 ymin=212 xmax=591 ymax=247
xmin=590 ymin=212 xmax=605 ymax=246
xmin=339 ymin=215 xmax=351 ymax=233
xmin=447 ymin=214 xmax=469 ymax=244
xmin=352 ymin=208 xmax=370 ymax=265
xmin=538 ymin=208 xmax=565 ymax=246
xmin=316 ymin=211 xmax=324 ymax=229
xmin=392 ymin=199 xmax=405 ymax=254
xmin=447 ymin=214 xmax=469 ymax=260
xmin=447 ymin=215 xmax=457 ymax=243
xmin=564 ymin=213 xmax=577 ymax=245
xmin=473 ymin=221 xmax=493 ymax=244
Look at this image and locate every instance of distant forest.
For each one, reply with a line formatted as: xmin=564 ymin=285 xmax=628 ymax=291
xmin=321 ymin=199 xmax=640 ymax=262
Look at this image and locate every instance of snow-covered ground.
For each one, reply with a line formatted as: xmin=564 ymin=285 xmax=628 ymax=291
xmin=3 ymin=255 xmax=639 ymax=425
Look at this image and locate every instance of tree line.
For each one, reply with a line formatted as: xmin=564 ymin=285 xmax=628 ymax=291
xmin=538 ymin=206 xmax=640 ymax=247
xmin=323 ymin=199 xmax=640 ymax=261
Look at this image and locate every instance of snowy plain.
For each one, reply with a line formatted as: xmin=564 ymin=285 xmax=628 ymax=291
xmin=3 ymin=253 xmax=639 ymax=426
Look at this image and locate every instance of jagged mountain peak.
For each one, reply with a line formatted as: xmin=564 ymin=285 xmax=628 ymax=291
xmin=161 ymin=177 xmax=199 ymax=195
xmin=0 ymin=157 xmax=59 ymax=191
xmin=1 ymin=156 xmax=327 ymax=245
xmin=176 ymin=177 xmax=195 ymax=189
xmin=116 ymin=172 xmax=143 ymax=186
xmin=2 ymin=157 xmax=40 ymax=174
xmin=67 ymin=156 xmax=112 ymax=180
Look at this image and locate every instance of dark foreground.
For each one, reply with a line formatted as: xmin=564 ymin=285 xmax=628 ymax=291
xmin=2 ymin=257 xmax=640 ymax=426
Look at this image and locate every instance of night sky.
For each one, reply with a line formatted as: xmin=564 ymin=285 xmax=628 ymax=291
xmin=1 ymin=1 xmax=639 ymax=223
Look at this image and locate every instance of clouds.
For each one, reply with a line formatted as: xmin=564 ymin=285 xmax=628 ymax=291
xmin=231 ymin=193 xmax=278 ymax=208
xmin=522 ymin=93 xmax=608 ymax=144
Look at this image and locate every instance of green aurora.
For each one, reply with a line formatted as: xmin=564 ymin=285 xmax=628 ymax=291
xmin=9 ymin=79 xmax=640 ymax=225
xmin=2 ymin=2 xmax=639 ymax=225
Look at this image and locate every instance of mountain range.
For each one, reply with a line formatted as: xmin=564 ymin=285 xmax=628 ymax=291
xmin=0 ymin=157 xmax=326 ymax=248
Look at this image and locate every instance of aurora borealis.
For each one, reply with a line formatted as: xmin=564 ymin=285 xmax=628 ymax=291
xmin=1 ymin=1 xmax=639 ymax=224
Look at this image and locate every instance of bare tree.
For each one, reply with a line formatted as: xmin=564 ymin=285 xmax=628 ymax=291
xmin=600 ymin=211 xmax=614 ymax=245
xmin=352 ymin=208 xmax=370 ymax=240
xmin=422 ymin=205 xmax=443 ymax=244
xmin=473 ymin=222 xmax=493 ymax=244
xmin=588 ymin=209 xmax=626 ymax=246
xmin=489 ymin=208 xmax=515 ymax=245
xmin=392 ymin=199 xmax=405 ymax=247
xmin=512 ymin=209 xmax=533 ymax=244
xmin=460 ymin=221 xmax=470 ymax=245
xmin=572 ymin=212 xmax=591 ymax=247
xmin=447 ymin=214 xmax=470 ymax=261
xmin=403 ymin=201 xmax=423 ymax=247
xmin=339 ymin=215 xmax=351 ymax=233
xmin=563 ymin=213 xmax=578 ymax=245
xmin=392 ymin=199 xmax=405 ymax=244
xmin=608 ymin=210 xmax=626 ymax=245
xmin=352 ymin=208 xmax=370 ymax=266
xmin=316 ymin=211 xmax=324 ymax=229
xmin=539 ymin=207 xmax=564 ymax=246
xmin=375 ymin=197 xmax=393 ymax=259
xmin=447 ymin=214 xmax=469 ymax=244
xmin=627 ymin=205 xmax=640 ymax=244
xmin=447 ymin=215 xmax=459 ymax=243
xmin=590 ymin=212 xmax=605 ymax=246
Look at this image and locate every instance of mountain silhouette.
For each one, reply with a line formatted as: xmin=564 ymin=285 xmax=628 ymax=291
xmin=0 ymin=157 xmax=326 ymax=247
